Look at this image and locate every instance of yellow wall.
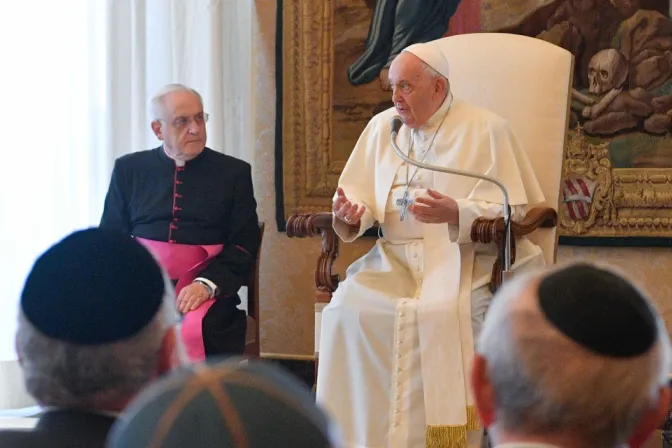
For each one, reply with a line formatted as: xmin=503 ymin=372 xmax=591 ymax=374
xmin=252 ymin=1 xmax=672 ymax=357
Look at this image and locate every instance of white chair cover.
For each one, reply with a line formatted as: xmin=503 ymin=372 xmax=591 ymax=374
xmin=427 ymin=33 xmax=574 ymax=264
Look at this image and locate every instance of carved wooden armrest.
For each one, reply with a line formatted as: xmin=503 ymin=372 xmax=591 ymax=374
xmin=286 ymin=212 xmax=339 ymax=303
xmin=470 ymin=205 xmax=558 ymax=293
xmin=286 ymin=206 xmax=557 ymax=303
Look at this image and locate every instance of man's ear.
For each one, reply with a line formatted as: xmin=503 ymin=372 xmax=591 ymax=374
xmin=627 ymin=386 xmax=670 ymax=448
xmin=434 ymin=77 xmax=442 ymax=95
xmin=471 ymin=354 xmax=496 ymax=428
xmin=151 ymin=121 xmax=164 ymax=140
xmin=435 ymin=77 xmax=449 ymax=96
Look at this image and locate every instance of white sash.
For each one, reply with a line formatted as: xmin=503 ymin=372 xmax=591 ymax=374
xmin=417 ymin=220 xmax=478 ymax=448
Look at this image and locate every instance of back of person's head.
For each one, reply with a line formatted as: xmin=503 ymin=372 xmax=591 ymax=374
xmin=106 ymin=358 xmax=343 ymax=447
xmin=16 ymin=227 xmax=186 ymax=412
xmin=472 ymin=262 xmax=671 ymax=448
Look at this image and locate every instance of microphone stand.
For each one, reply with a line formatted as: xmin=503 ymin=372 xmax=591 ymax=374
xmin=390 ymin=116 xmax=514 ymax=281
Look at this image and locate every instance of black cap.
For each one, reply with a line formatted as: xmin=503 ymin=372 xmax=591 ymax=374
xmin=20 ymin=228 xmax=165 ymax=344
xmin=537 ymin=263 xmax=657 ymax=357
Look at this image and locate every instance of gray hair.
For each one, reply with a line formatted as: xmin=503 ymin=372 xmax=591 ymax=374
xmin=419 ymin=62 xmax=450 ymax=99
xmin=478 ymin=264 xmax=671 ymax=447
xmin=150 ymin=83 xmax=203 ymax=121
xmin=422 ymin=63 xmax=447 ymax=82
xmin=15 ymin=285 xmax=187 ymax=410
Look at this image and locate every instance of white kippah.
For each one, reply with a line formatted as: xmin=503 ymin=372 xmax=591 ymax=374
xmin=402 ymin=42 xmax=450 ymax=79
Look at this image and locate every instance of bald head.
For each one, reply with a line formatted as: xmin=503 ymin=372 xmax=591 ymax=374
xmin=472 ymin=263 xmax=671 ymax=447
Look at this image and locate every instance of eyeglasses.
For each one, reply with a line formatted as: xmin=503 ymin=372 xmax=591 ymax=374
xmin=161 ymin=112 xmax=209 ymax=130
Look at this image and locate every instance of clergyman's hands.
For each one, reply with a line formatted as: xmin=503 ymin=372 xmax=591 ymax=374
xmin=177 ymin=282 xmax=211 ymax=313
xmin=409 ymin=189 xmax=459 ymax=224
xmin=333 ymin=187 xmax=366 ymax=226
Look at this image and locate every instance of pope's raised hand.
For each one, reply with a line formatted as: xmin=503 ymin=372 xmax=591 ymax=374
xmin=333 ymin=187 xmax=366 ymax=226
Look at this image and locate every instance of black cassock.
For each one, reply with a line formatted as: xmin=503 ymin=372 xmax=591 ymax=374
xmin=100 ymin=146 xmax=260 ymax=356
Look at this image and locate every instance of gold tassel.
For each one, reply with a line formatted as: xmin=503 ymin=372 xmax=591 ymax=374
xmin=467 ymin=406 xmax=481 ymax=430
xmin=425 ymin=425 xmax=467 ymax=448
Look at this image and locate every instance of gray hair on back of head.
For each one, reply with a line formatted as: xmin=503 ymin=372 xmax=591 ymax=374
xmin=15 ymin=281 xmax=187 ymax=410
xmin=477 ymin=264 xmax=671 ymax=447
xmin=149 ymin=83 xmax=203 ymax=121
xmin=421 ymin=62 xmax=447 ymax=82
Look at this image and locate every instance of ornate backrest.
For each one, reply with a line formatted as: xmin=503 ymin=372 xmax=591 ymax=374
xmin=427 ymin=33 xmax=573 ymax=264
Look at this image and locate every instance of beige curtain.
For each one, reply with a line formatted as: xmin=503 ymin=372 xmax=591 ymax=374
xmin=0 ymin=0 xmax=254 ymax=411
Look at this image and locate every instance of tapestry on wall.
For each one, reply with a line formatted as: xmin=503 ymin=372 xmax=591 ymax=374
xmin=276 ymin=0 xmax=672 ymax=244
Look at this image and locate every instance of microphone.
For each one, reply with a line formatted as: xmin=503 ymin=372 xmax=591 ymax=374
xmin=389 ymin=115 xmax=514 ymax=277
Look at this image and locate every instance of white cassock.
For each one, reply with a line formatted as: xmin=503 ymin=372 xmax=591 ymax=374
xmin=316 ymin=94 xmax=546 ymax=448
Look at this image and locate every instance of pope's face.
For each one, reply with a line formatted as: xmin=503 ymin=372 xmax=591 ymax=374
xmin=388 ymin=52 xmax=447 ymax=128
xmin=152 ymin=90 xmax=208 ymax=160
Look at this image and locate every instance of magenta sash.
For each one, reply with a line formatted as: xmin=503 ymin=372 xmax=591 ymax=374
xmin=135 ymin=237 xmax=223 ymax=363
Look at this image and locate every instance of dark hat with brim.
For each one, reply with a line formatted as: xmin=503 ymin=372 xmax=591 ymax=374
xmin=20 ymin=227 xmax=168 ymax=345
xmin=107 ymin=358 xmax=341 ymax=447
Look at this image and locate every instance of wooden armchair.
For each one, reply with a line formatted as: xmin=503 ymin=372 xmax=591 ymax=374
xmin=287 ymin=207 xmax=557 ymax=301
xmin=286 ymin=33 xmax=574 ymax=366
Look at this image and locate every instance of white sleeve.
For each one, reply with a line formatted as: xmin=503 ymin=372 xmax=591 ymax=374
xmin=332 ymin=198 xmax=375 ymax=243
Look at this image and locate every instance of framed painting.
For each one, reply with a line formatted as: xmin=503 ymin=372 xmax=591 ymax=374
xmin=275 ymin=0 xmax=672 ymax=246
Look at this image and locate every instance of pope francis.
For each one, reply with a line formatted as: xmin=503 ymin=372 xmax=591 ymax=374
xmin=316 ymin=42 xmax=547 ymax=448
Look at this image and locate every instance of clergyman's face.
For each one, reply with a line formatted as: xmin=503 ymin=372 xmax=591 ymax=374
xmin=388 ymin=52 xmax=445 ymax=128
xmin=152 ymin=90 xmax=207 ymax=160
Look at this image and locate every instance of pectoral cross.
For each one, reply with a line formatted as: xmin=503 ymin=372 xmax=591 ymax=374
xmin=396 ymin=189 xmax=411 ymax=221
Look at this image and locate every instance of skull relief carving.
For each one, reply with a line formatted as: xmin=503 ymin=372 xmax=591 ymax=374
xmin=587 ymin=49 xmax=628 ymax=94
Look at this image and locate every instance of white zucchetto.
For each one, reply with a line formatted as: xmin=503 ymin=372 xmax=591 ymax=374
xmin=402 ymin=42 xmax=450 ymax=79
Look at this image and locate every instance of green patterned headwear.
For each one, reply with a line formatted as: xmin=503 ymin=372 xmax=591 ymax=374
xmin=107 ymin=358 xmax=342 ymax=447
